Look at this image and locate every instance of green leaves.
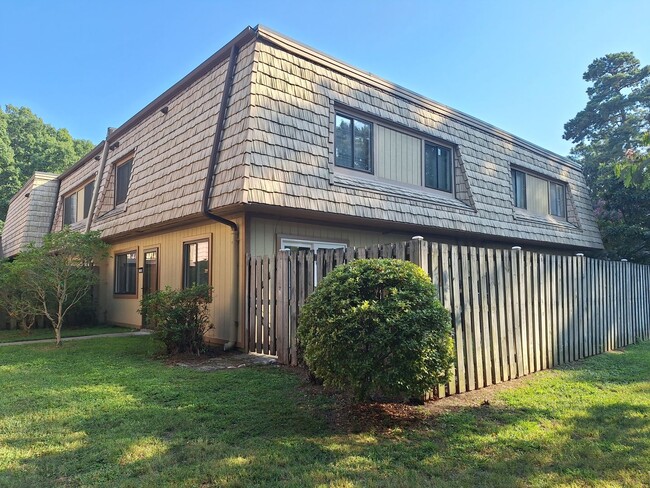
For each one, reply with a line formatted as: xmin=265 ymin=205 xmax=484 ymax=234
xmin=139 ymin=285 xmax=213 ymax=356
xmin=0 ymin=105 xmax=95 ymax=223
xmin=564 ymin=53 xmax=650 ymax=262
xmin=9 ymin=228 xmax=109 ymax=344
xmin=298 ymin=259 xmax=454 ymax=402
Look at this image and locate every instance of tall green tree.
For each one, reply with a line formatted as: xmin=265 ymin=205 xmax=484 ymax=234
xmin=0 ymin=105 xmax=95 ymax=226
xmin=0 ymin=111 xmax=20 ymax=231
xmin=564 ymin=52 xmax=650 ymax=263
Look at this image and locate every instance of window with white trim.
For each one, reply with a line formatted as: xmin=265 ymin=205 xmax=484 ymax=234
xmin=281 ymin=238 xmax=347 ymax=253
xmin=281 ymin=238 xmax=347 ymax=286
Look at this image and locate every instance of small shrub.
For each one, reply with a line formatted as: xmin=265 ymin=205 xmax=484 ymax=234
xmin=298 ymin=259 xmax=454 ymax=401
xmin=140 ymin=285 xmax=213 ymax=355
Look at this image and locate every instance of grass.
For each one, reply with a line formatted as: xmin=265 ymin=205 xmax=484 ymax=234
xmin=0 ymin=326 xmax=134 ymax=343
xmin=1 ymin=337 xmax=649 ymax=487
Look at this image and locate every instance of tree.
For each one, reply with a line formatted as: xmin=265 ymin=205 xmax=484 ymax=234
xmin=0 ymin=260 xmax=40 ymax=334
xmin=0 ymin=111 xmax=20 ymax=230
xmin=0 ymin=105 xmax=95 ymax=224
xmin=615 ymin=132 xmax=650 ymax=188
xmin=12 ymin=229 xmax=109 ymax=345
xmin=564 ymin=53 xmax=650 ymax=263
xmin=298 ymin=259 xmax=454 ymax=402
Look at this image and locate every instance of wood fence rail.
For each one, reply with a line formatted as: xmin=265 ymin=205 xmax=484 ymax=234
xmin=246 ymin=239 xmax=650 ymax=398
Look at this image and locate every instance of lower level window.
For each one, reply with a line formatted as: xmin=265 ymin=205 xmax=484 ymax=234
xmin=183 ymin=240 xmax=210 ymax=288
xmin=281 ymin=238 xmax=346 ymax=253
xmin=114 ymin=251 xmax=137 ymax=295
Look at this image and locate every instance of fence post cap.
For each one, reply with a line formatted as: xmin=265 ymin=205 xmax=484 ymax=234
xmin=511 ymin=246 xmax=522 ymax=251
xmin=575 ymin=253 xmax=585 ymax=257
xmin=621 ymin=258 xmax=629 ymax=262
xmin=411 ymin=235 xmax=424 ymax=241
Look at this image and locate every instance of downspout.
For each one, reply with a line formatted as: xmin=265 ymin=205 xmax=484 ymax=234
xmin=202 ymin=44 xmax=241 ymax=351
xmin=85 ymin=128 xmax=113 ymax=233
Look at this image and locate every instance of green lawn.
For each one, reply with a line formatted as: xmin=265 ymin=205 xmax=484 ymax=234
xmin=1 ymin=337 xmax=649 ymax=487
xmin=0 ymin=326 xmax=134 ymax=343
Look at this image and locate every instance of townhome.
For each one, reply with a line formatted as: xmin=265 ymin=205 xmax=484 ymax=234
xmin=0 ymin=25 xmax=602 ymax=347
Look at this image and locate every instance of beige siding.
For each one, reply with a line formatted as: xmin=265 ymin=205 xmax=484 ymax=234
xmin=101 ymin=218 xmax=242 ymax=344
xmin=249 ymin=217 xmax=414 ymax=257
xmin=526 ymin=174 xmax=549 ymax=216
xmin=244 ymin=35 xmax=602 ymax=250
xmin=375 ymin=125 xmax=421 ymax=185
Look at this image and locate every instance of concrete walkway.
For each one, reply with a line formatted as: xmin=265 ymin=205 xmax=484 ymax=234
xmin=0 ymin=330 xmax=152 ymax=347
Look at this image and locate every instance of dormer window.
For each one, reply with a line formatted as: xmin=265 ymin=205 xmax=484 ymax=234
xmin=424 ymin=143 xmax=453 ymax=193
xmin=63 ymin=180 xmax=95 ymax=225
xmin=115 ymin=158 xmax=133 ymax=206
xmin=335 ymin=113 xmax=372 ymax=173
xmin=512 ymin=168 xmax=567 ymax=219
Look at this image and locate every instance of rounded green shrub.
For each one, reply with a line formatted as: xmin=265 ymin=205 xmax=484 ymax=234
xmin=298 ymin=258 xmax=454 ymax=401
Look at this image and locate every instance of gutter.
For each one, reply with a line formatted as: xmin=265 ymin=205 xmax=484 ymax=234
xmin=202 ymin=43 xmax=242 ymax=351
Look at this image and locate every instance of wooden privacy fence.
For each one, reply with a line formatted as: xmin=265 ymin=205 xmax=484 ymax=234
xmin=246 ymin=239 xmax=650 ymax=398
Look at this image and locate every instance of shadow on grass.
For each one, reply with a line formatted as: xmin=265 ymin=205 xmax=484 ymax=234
xmin=1 ymin=338 xmax=650 ymax=487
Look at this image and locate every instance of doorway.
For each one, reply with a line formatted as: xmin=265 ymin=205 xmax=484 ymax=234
xmin=142 ymin=248 xmax=159 ymax=327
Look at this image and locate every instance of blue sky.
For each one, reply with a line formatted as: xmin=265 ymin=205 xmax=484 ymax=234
xmin=1 ymin=0 xmax=649 ymax=156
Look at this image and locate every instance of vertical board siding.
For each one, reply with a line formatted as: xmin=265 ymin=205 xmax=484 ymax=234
xmin=375 ymin=125 xmax=422 ymax=185
xmin=246 ymin=240 xmax=650 ymax=399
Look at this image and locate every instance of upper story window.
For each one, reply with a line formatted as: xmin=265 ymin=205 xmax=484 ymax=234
xmin=549 ymin=182 xmax=567 ymax=218
xmin=115 ymin=158 xmax=133 ymax=206
xmin=512 ymin=168 xmax=567 ymax=219
xmin=424 ymin=143 xmax=453 ymax=193
xmin=332 ymin=108 xmax=463 ymax=199
xmin=63 ymin=180 xmax=95 ymax=225
xmin=335 ymin=113 xmax=372 ymax=173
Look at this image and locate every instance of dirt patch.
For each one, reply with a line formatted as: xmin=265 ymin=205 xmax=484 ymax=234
xmin=168 ymin=350 xmax=277 ymax=371
xmin=299 ymin=369 xmax=549 ymax=433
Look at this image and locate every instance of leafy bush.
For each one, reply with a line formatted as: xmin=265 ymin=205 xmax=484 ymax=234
xmin=140 ymin=285 xmax=213 ymax=355
xmin=298 ymin=259 xmax=454 ymax=401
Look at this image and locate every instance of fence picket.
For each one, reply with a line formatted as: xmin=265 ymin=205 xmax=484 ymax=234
xmin=461 ymin=246 xmax=476 ymax=390
xmin=496 ymin=250 xmax=510 ymax=381
xmin=487 ymin=248 xmax=501 ymax=383
xmin=470 ymin=247 xmax=485 ymax=388
xmin=451 ymin=245 xmax=466 ymax=393
xmin=244 ymin=240 xmax=650 ymax=401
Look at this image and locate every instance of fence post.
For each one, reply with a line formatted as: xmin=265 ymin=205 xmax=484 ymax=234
xmin=409 ymin=236 xmax=429 ymax=278
xmin=275 ymin=250 xmax=290 ymax=365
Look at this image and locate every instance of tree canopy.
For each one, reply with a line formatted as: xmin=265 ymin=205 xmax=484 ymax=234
xmin=0 ymin=105 xmax=95 ymax=230
xmin=564 ymin=52 xmax=650 ymax=263
xmin=9 ymin=228 xmax=109 ymax=345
